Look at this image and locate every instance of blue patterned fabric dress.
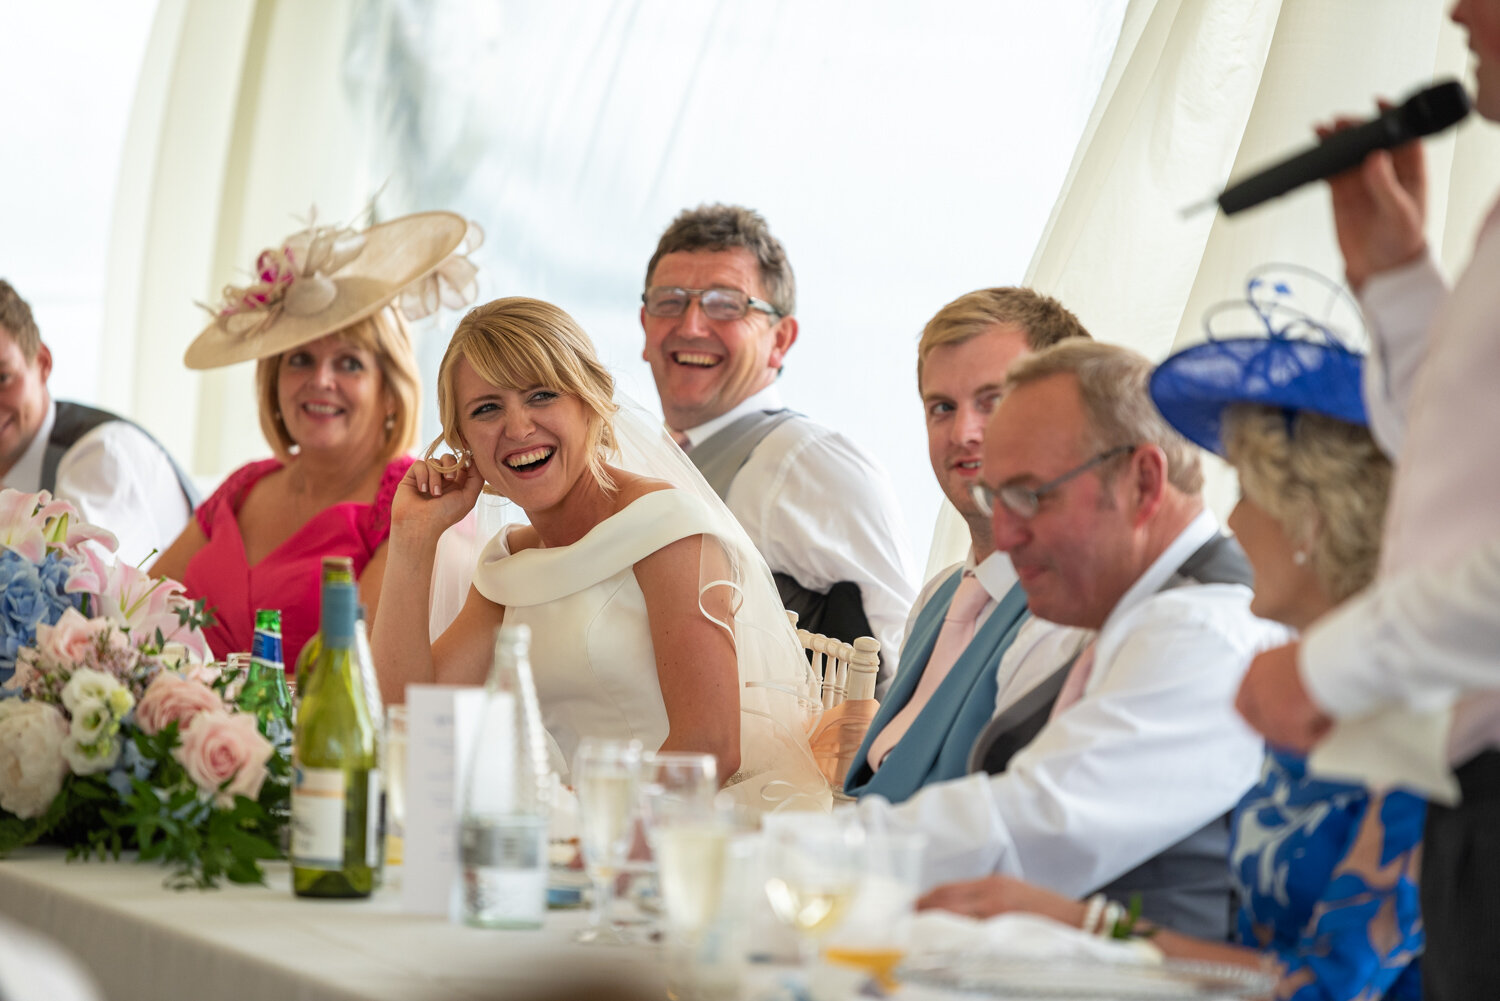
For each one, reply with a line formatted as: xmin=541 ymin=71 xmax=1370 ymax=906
xmin=1229 ymin=748 xmax=1425 ymax=1001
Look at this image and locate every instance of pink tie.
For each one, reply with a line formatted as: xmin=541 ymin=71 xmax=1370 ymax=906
xmin=1049 ymin=638 xmax=1098 ymax=720
xmin=869 ymin=571 xmax=991 ymax=769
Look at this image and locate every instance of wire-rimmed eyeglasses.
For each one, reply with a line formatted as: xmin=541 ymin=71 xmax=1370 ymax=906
xmin=970 ymin=445 xmax=1138 ymax=519
xmin=642 ymin=286 xmax=782 ymax=321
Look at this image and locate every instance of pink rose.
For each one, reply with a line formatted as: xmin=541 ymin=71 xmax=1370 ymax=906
xmin=33 ymin=609 xmax=111 ymax=665
xmin=135 ymin=673 xmax=225 ymax=736
xmin=173 ymin=712 xmax=272 ymax=808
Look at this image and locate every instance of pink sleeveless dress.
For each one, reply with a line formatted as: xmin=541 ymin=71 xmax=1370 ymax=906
xmin=182 ymin=456 xmax=414 ymax=669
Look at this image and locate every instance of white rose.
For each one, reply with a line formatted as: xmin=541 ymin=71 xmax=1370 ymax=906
xmin=61 ymin=669 xmax=122 ymax=715
xmin=68 ymin=698 xmax=114 ymax=745
xmin=61 ymin=733 xmax=121 ymax=776
xmin=0 ymin=701 xmax=70 ymax=819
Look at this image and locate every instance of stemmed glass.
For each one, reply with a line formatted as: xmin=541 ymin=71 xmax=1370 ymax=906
xmin=573 ymin=738 xmax=644 ymax=945
xmin=762 ymin=816 xmax=866 ymax=971
xmin=638 ymin=752 xmax=720 ymax=928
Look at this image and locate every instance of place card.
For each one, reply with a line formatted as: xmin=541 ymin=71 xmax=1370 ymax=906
xmin=400 ymin=684 xmax=491 ymax=917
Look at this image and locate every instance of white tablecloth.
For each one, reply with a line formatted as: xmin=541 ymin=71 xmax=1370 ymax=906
xmin=0 ymin=849 xmax=666 ymax=1001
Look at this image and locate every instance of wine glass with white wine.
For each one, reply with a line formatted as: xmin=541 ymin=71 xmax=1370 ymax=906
xmin=573 ymin=738 xmax=644 ymax=945
xmin=762 ymin=817 xmax=866 ymax=972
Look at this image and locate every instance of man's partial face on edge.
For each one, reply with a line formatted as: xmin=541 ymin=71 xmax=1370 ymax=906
xmin=1454 ymin=0 xmax=1500 ymax=121
xmin=980 ymin=372 xmax=1136 ymax=629
xmin=0 ymin=329 xmax=50 ymax=476
xmin=919 ymin=324 xmax=1032 ymax=527
xmin=640 ymin=247 xmax=794 ymax=430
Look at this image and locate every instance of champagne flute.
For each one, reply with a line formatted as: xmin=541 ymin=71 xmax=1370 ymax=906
xmin=573 ymin=738 xmax=643 ymax=945
xmin=639 ymin=752 xmax=721 ymax=935
xmin=762 ymin=817 xmax=865 ymax=971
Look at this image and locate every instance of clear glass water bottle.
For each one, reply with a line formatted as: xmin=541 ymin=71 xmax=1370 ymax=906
xmin=459 ymin=624 xmax=552 ymax=928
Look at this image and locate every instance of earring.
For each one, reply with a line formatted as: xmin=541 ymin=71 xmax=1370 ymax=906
xmin=1292 ymin=549 xmax=1309 ymax=566
xmin=273 ymin=410 xmax=284 ymax=425
xmin=384 ymin=413 xmax=396 ymax=432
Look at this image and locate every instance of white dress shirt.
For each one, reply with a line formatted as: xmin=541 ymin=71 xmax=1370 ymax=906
xmin=1 ymin=401 xmax=192 ymax=568
xmin=684 ymin=385 xmax=918 ymax=675
xmin=1300 ymin=204 xmax=1500 ymax=761
xmin=854 ymin=511 xmax=1278 ymax=896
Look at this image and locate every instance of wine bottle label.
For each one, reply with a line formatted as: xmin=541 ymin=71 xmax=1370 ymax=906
xmin=292 ymin=766 xmax=346 ymax=869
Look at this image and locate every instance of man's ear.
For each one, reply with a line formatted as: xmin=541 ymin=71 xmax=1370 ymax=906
xmin=767 ymin=316 xmax=798 ymax=370
xmin=35 ymin=343 xmax=52 ymax=383
xmin=1128 ymin=443 xmax=1168 ymax=526
xmin=639 ymin=306 xmax=650 ymax=361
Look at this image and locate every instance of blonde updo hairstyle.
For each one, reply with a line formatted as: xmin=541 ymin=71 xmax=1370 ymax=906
xmin=430 ymin=296 xmax=620 ymax=495
xmin=256 ymin=305 xmax=422 ymax=464
xmin=1222 ymin=405 xmax=1391 ymax=603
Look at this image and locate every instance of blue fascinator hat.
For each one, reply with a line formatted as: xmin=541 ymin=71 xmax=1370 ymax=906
xmin=1149 ymin=264 xmax=1368 ymax=457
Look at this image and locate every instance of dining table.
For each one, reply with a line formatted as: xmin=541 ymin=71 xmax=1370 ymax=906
xmin=0 ymin=848 xmax=671 ymax=1001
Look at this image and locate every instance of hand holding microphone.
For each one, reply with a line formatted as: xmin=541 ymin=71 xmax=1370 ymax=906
xmin=1213 ymin=79 xmax=1469 ymax=215
xmin=1319 ymin=104 xmax=1432 ymax=290
xmin=1195 ymin=79 xmax=1469 ymax=288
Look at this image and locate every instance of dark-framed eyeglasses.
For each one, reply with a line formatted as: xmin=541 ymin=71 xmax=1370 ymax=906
xmin=642 ymin=286 xmax=782 ymax=322
xmin=970 ymin=444 xmax=1138 ymax=520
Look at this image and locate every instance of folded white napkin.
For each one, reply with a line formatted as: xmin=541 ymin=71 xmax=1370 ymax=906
xmin=908 ymin=910 xmax=1163 ymax=965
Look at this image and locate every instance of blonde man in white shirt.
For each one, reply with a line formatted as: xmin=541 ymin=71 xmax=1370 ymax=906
xmin=639 ymin=204 xmax=916 ymax=676
xmin=0 ymin=280 xmax=193 ymax=566
xmin=1235 ymin=2 xmax=1500 ymax=994
xmin=856 ymin=341 xmax=1279 ymax=938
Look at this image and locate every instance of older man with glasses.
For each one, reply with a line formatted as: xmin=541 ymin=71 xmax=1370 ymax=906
xmin=853 ymin=339 xmax=1280 ymax=939
xmin=639 ymin=203 xmax=916 ymax=681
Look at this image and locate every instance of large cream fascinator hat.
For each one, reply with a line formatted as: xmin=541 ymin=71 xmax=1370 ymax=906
xmin=185 ymin=209 xmax=483 ymax=370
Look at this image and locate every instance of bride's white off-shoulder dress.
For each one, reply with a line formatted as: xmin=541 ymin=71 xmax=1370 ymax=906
xmin=472 ymin=488 xmax=828 ymax=809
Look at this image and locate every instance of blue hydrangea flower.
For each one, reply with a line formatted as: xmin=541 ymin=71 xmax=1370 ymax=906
xmin=0 ymin=548 xmax=87 ymax=686
xmin=105 ymin=735 xmax=156 ymax=802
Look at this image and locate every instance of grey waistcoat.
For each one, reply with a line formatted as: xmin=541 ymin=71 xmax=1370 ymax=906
xmin=686 ymin=408 xmax=873 ymax=645
xmin=43 ymin=401 xmax=200 ymax=509
xmin=966 ymin=532 xmax=1253 ymax=940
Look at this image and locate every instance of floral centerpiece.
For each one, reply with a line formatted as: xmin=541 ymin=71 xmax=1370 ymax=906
xmin=0 ymin=489 xmax=290 ymax=887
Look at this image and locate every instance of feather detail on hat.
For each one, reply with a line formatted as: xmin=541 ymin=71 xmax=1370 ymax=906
xmin=185 ymin=208 xmax=480 ymax=370
xmin=1150 ymin=264 xmax=1368 ymax=456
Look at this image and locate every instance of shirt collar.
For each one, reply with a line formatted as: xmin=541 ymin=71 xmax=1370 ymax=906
xmin=1101 ymin=508 xmax=1221 ymax=636
xmin=682 ymin=384 xmax=784 ymax=447
xmin=972 ymin=549 xmax=1018 ymax=602
xmin=2 ymin=399 xmax=55 ymax=492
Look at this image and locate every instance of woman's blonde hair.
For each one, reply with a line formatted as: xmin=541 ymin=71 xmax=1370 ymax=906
xmin=1222 ymin=404 xmax=1392 ymax=603
xmin=431 ymin=297 xmax=620 ymax=493
xmin=255 ymin=305 xmax=421 ymax=463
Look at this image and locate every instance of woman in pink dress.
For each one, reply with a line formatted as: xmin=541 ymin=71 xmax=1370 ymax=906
xmin=153 ymin=210 xmax=481 ymax=668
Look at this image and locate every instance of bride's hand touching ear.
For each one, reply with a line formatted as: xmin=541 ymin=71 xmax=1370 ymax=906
xmin=390 ymin=450 xmax=483 ymax=544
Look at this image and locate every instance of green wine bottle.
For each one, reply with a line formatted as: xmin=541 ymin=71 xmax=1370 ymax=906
xmin=294 ymin=557 xmax=354 ymax=696
xmin=291 ymin=558 xmax=381 ymax=898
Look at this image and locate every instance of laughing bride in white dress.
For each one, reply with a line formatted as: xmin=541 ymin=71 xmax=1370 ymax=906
xmin=373 ymin=296 xmax=828 ymax=810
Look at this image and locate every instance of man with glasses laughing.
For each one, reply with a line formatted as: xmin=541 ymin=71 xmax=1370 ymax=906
xmin=853 ymin=340 xmax=1280 ymax=939
xmin=640 ymin=204 xmax=915 ymax=680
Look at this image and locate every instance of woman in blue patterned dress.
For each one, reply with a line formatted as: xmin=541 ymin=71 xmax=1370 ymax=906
xmin=918 ymin=282 xmax=1423 ymax=1000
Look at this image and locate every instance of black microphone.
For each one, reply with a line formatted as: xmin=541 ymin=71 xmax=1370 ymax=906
xmin=1215 ymin=79 xmax=1470 ymax=215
